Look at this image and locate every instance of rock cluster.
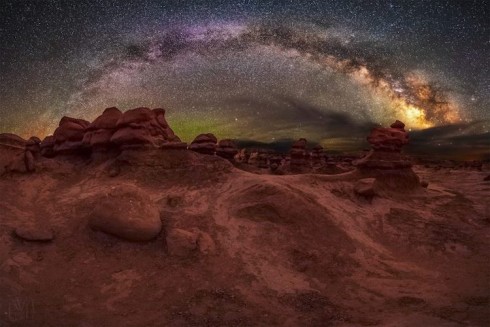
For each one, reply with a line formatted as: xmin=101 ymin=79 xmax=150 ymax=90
xmin=111 ymin=107 xmax=181 ymax=149
xmin=189 ymin=133 xmax=217 ymax=155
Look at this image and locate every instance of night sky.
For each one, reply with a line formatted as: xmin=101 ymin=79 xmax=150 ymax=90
xmin=0 ymin=0 xmax=489 ymax=156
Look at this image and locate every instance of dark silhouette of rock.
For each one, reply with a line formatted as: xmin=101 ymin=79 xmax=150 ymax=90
xmin=216 ymin=139 xmax=238 ymax=160
xmin=390 ymin=120 xmax=405 ymax=129
xmin=257 ymin=149 xmax=270 ymax=168
xmin=484 ymin=175 xmax=490 ymax=181
xmin=311 ymin=144 xmax=325 ymax=166
xmin=111 ymin=107 xmax=181 ymax=149
xmin=290 ymin=138 xmax=308 ymax=172
xmin=14 ymin=224 xmax=54 ymax=242
xmin=189 ymin=133 xmax=217 ymax=155
xmin=420 ymin=180 xmax=429 ymax=188
xmin=52 ymin=116 xmax=90 ymax=154
xmin=88 ymin=185 xmax=162 ymax=241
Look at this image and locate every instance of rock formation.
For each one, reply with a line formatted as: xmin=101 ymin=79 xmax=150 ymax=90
xmin=216 ymin=139 xmax=238 ymax=160
xmin=189 ymin=133 xmax=217 ymax=155
xmin=310 ymin=144 xmax=326 ymax=166
xmin=111 ymin=107 xmax=181 ymax=149
xmin=355 ymin=120 xmax=420 ymax=190
xmin=290 ymin=138 xmax=308 ymax=172
xmin=82 ymin=107 xmax=122 ymax=151
xmin=52 ymin=116 xmax=90 ymax=155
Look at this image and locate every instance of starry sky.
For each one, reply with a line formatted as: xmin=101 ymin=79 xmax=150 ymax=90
xmin=0 ymin=0 xmax=489 ymax=157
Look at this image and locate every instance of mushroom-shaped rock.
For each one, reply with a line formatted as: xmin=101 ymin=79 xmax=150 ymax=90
xmin=88 ymin=185 xmax=162 ymax=241
xmin=14 ymin=224 xmax=54 ymax=242
xmin=216 ymin=139 xmax=238 ymax=160
xmin=189 ymin=133 xmax=217 ymax=155
xmin=390 ymin=120 xmax=406 ymax=130
xmin=367 ymin=123 xmax=409 ymax=152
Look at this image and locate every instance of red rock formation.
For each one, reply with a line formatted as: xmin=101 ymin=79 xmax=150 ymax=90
xmin=290 ymin=138 xmax=308 ymax=172
xmin=189 ymin=133 xmax=217 ymax=155
xmin=355 ymin=120 xmax=419 ymax=190
xmin=111 ymin=107 xmax=181 ymax=149
xmin=82 ymin=107 xmax=122 ymax=151
xmin=0 ymin=133 xmax=26 ymax=149
xmin=216 ymin=139 xmax=238 ymax=160
xmin=52 ymin=116 xmax=90 ymax=154
xmin=310 ymin=144 xmax=325 ymax=166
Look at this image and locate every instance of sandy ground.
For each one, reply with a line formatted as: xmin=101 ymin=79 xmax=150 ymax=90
xmin=0 ymin=151 xmax=489 ymax=326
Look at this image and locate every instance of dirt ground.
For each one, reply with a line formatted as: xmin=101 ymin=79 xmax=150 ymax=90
xmin=0 ymin=151 xmax=489 ymax=326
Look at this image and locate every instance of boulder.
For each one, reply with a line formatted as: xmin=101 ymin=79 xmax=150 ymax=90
xmin=88 ymin=185 xmax=162 ymax=241
xmin=82 ymin=107 xmax=122 ymax=150
xmin=14 ymin=224 xmax=54 ymax=242
xmin=189 ymin=133 xmax=217 ymax=155
xmin=166 ymin=228 xmax=198 ymax=256
xmin=110 ymin=107 xmax=180 ymax=148
xmin=216 ymin=139 xmax=238 ymax=160
xmin=52 ymin=116 xmax=90 ymax=154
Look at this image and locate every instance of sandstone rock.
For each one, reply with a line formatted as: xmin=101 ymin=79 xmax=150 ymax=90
xmin=40 ymin=136 xmax=55 ymax=157
xmin=311 ymin=145 xmax=325 ymax=166
xmin=354 ymin=178 xmax=376 ymax=198
xmin=216 ymin=139 xmax=238 ymax=160
xmin=189 ymin=133 xmax=217 ymax=155
xmin=26 ymin=136 xmax=41 ymax=156
xmin=25 ymin=150 xmax=35 ymax=172
xmin=82 ymin=107 xmax=122 ymax=150
xmin=290 ymin=138 xmax=308 ymax=171
xmin=53 ymin=116 xmax=90 ymax=154
xmin=367 ymin=126 xmax=409 ymax=152
xmin=166 ymin=228 xmax=198 ymax=256
xmin=197 ymin=232 xmax=216 ymax=255
xmin=111 ymin=107 xmax=180 ymax=148
xmin=0 ymin=133 xmax=26 ymax=149
xmin=88 ymin=185 xmax=162 ymax=241
xmin=390 ymin=120 xmax=406 ymax=130
xmin=14 ymin=225 xmax=54 ymax=242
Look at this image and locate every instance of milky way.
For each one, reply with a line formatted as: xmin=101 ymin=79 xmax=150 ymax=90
xmin=0 ymin=0 xmax=488 ymax=152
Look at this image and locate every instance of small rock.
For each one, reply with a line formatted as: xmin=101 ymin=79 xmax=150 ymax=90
xmin=166 ymin=228 xmax=198 ymax=256
xmin=354 ymin=178 xmax=376 ymax=198
xmin=197 ymin=232 xmax=216 ymax=255
xmin=14 ymin=225 xmax=54 ymax=242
